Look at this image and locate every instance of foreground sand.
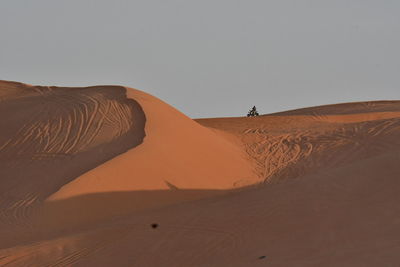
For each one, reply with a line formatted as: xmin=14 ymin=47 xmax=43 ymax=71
xmin=1 ymin=80 xmax=400 ymax=266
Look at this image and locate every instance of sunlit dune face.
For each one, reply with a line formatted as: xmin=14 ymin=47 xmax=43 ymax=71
xmin=0 ymin=83 xmax=146 ymax=221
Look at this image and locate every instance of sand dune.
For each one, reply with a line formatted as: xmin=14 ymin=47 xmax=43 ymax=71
xmin=197 ymin=101 xmax=400 ymax=183
xmin=1 ymin=80 xmax=400 ymax=266
xmin=0 ymin=80 xmax=256 ymax=243
xmin=0 ymin=81 xmax=146 ymax=225
xmin=49 ymin=87 xmax=258 ymax=200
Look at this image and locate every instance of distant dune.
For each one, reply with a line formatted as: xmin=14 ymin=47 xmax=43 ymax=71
xmin=1 ymin=80 xmax=400 ymax=266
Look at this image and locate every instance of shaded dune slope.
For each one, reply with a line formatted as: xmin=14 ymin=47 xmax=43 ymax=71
xmin=0 ymin=81 xmax=146 ymax=225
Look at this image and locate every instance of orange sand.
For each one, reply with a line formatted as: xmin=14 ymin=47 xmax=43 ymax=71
xmin=1 ymin=80 xmax=400 ymax=266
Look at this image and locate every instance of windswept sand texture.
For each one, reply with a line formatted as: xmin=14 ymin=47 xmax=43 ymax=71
xmin=1 ymin=80 xmax=400 ymax=266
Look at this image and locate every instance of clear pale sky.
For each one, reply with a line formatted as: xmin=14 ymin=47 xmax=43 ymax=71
xmin=1 ymin=0 xmax=399 ymax=118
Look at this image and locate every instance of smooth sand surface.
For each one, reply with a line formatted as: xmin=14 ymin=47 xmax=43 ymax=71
xmin=1 ymin=80 xmax=400 ymax=266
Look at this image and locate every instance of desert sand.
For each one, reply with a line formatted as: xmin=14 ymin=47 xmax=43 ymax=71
xmin=1 ymin=80 xmax=400 ymax=266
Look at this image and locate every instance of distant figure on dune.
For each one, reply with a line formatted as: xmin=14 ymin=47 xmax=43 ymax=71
xmin=247 ymin=106 xmax=259 ymax=117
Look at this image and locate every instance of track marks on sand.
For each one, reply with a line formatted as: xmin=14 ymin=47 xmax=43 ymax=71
xmin=242 ymin=117 xmax=400 ymax=183
xmin=197 ymin=102 xmax=400 ymax=183
xmin=0 ymin=82 xmax=146 ymax=225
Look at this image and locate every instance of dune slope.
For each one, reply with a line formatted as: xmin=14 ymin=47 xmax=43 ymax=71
xmin=0 ymin=81 xmax=146 ymax=225
xmin=0 ymin=80 xmax=257 ymax=246
xmin=197 ymin=101 xmax=400 ymax=183
xmin=49 ymin=87 xmax=258 ymax=201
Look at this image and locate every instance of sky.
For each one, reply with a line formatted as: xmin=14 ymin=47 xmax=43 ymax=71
xmin=1 ymin=0 xmax=399 ymax=118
